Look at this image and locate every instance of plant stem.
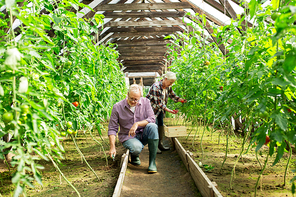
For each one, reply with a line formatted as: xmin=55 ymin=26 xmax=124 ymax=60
xmin=200 ymin=119 xmax=209 ymax=161
xmin=254 ymin=151 xmax=269 ymax=197
xmin=284 ymin=141 xmax=292 ymax=186
xmin=89 ymin=129 xmax=108 ymax=166
xmin=192 ymin=117 xmax=199 ymax=148
xmin=9 ymin=8 xmax=16 ymax=44
xmin=71 ymin=135 xmax=100 ymax=181
xmin=47 ymin=154 xmax=81 ymax=197
xmin=219 ymin=123 xmax=230 ymax=174
xmin=230 ymin=124 xmax=251 ymax=189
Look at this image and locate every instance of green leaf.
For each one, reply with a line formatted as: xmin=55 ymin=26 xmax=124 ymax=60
xmin=283 ymin=53 xmax=296 ymax=72
xmin=271 ymin=0 xmax=280 ymax=9
xmin=0 ymin=84 xmax=4 ymax=96
xmin=12 ymin=172 xmax=21 ymax=184
xmin=272 ymin=143 xmax=285 ymax=166
xmin=52 ymin=15 xmax=62 ymax=24
xmin=13 ymin=183 xmax=23 ymax=197
xmin=34 ymin=172 xmax=43 ymax=186
xmin=33 ymin=148 xmax=49 ymax=161
xmin=248 ymin=0 xmax=258 ymax=19
xmin=271 ymin=129 xmax=283 ymax=142
xmin=292 ymin=183 xmax=295 ymax=194
xmin=274 ymin=114 xmax=287 ymax=131
xmin=190 ymin=37 xmax=196 ymax=45
xmin=271 ymin=78 xmax=289 ymax=86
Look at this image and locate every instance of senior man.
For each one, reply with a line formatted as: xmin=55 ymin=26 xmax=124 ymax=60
xmin=108 ymin=84 xmax=159 ymax=174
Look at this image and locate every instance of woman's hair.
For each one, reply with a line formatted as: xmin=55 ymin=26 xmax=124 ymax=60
xmin=164 ymin=71 xmax=176 ymax=80
xmin=128 ymin=84 xmax=143 ymax=96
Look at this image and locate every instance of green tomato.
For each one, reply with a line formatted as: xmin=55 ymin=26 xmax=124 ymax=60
xmin=65 ymin=61 xmax=72 ymax=68
xmin=271 ymin=13 xmax=280 ymax=21
xmin=60 ymin=131 xmax=67 ymax=137
xmin=20 ymin=104 xmax=29 ymax=114
xmin=66 ymin=121 xmax=73 ymax=128
xmin=259 ymin=111 xmax=269 ymax=119
xmin=50 ymin=141 xmax=55 ymax=147
xmin=32 ymin=73 xmax=39 ymax=80
xmin=67 ymin=129 xmax=74 ymax=135
xmin=2 ymin=112 xmax=13 ymax=124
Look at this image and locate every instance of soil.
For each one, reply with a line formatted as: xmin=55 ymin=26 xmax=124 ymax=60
xmin=1 ymin=118 xmax=294 ymax=197
xmin=121 ymin=142 xmax=200 ymax=197
xmin=165 ymin=118 xmax=295 ymax=197
xmin=0 ymin=125 xmax=126 ymax=197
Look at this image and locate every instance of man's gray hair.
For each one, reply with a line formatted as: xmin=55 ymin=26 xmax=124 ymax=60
xmin=128 ymin=84 xmax=143 ymax=96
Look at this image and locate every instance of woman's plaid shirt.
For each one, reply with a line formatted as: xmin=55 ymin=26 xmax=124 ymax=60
xmin=146 ymin=79 xmax=180 ymax=117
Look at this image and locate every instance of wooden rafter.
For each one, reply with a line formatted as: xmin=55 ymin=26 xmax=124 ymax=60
xmin=181 ymin=0 xmax=229 ymax=55
xmin=103 ymin=11 xmax=186 ymax=18
xmin=218 ymin=0 xmax=247 ymax=32
xmin=105 ymin=20 xmax=184 ymax=27
xmin=92 ymin=2 xmax=192 ymax=11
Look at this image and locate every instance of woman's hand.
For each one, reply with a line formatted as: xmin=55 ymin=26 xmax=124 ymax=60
xmin=165 ymin=108 xmax=177 ymax=114
xmin=178 ymin=98 xmax=187 ymax=103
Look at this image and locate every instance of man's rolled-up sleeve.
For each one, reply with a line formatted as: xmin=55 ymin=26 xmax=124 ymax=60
xmin=145 ymin=99 xmax=156 ymax=123
xmin=108 ymin=105 xmax=119 ymax=136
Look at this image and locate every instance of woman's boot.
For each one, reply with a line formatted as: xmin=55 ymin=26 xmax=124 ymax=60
xmin=158 ymin=126 xmax=170 ymax=151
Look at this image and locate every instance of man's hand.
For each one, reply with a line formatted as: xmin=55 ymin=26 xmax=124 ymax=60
xmin=109 ymin=147 xmax=116 ymax=158
xmin=109 ymin=135 xmax=116 ymax=158
xmin=129 ymin=122 xmax=138 ymax=137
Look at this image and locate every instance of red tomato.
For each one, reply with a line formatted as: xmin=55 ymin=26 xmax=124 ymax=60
xmin=288 ymin=108 xmax=292 ymax=113
xmin=264 ymin=136 xmax=270 ymax=145
xmin=220 ymin=86 xmax=223 ymax=91
xmin=181 ymin=100 xmax=185 ymax=103
xmin=72 ymin=102 xmax=79 ymax=107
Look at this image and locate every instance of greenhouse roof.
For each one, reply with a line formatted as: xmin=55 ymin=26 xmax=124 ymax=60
xmin=2 ymin=0 xmax=251 ymax=86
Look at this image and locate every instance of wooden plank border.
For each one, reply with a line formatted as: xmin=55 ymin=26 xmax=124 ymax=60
xmin=112 ymin=149 xmax=129 ymax=197
xmin=173 ymin=138 xmax=223 ymax=197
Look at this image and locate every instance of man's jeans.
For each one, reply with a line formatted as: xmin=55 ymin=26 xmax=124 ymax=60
xmin=122 ymin=123 xmax=158 ymax=156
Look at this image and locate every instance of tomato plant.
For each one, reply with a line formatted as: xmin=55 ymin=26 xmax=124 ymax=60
xmin=0 ymin=1 xmax=126 ymax=196
xmin=165 ymin=2 xmax=296 ymax=194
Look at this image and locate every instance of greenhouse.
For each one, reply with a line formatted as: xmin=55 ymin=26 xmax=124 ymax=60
xmin=0 ymin=0 xmax=295 ymax=196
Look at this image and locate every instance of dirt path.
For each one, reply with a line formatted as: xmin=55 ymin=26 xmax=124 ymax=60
xmin=121 ymin=140 xmax=201 ymax=197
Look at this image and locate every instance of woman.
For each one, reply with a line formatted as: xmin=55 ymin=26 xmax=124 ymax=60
xmin=146 ymin=71 xmax=186 ymax=153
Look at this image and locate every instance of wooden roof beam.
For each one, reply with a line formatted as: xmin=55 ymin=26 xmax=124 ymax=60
xmin=99 ymin=26 xmax=179 ymax=40
xmin=105 ymin=20 xmax=184 ymax=27
xmin=119 ymin=56 xmax=165 ymax=60
xmin=181 ymin=0 xmax=229 ymax=55
xmin=93 ymin=2 xmax=192 ymax=12
xmin=103 ymin=11 xmax=186 ymax=18
xmin=217 ymin=0 xmax=247 ymax=32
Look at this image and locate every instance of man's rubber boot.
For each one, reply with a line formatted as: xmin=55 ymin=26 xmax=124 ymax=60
xmin=130 ymin=155 xmax=141 ymax=166
xmin=158 ymin=126 xmax=170 ymax=151
xmin=147 ymin=139 xmax=158 ymax=174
